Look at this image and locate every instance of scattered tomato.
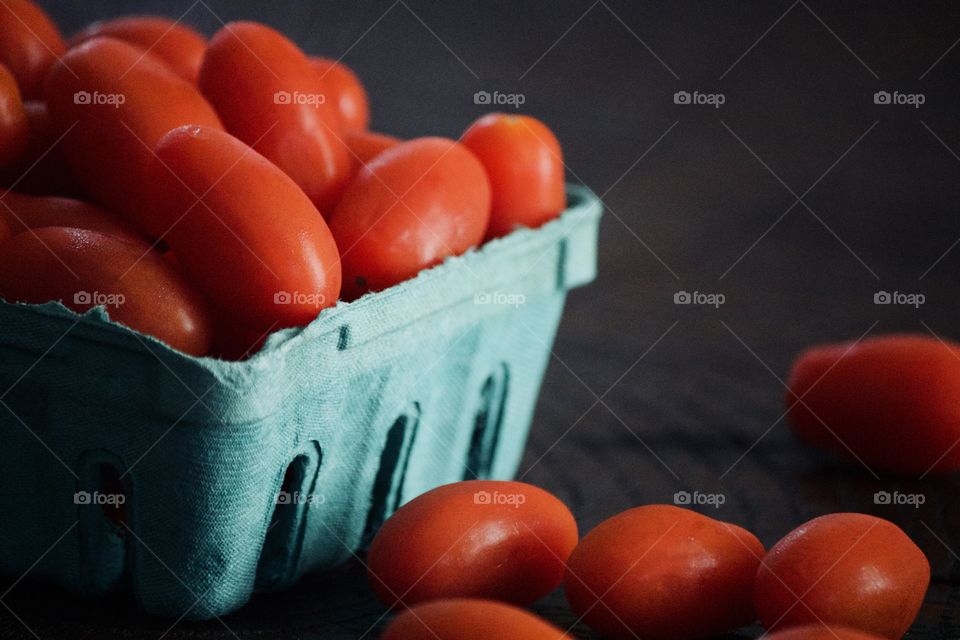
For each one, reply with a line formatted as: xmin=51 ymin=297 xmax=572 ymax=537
xmin=148 ymin=125 xmax=341 ymax=331
xmin=755 ymin=513 xmax=929 ymax=638
xmin=0 ymin=0 xmax=66 ymax=99
xmin=367 ymin=480 xmax=577 ymax=608
xmin=380 ymin=599 xmax=572 ymax=640
xmin=764 ymin=625 xmax=888 ymax=640
xmin=0 ymin=63 xmax=28 ymax=167
xmin=43 ymin=37 xmax=223 ymax=238
xmin=199 ymin=22 xmax=350 ymax=213
xmin=786 ymin=334 xmax=960 ymax=475
xmin=0 ymin=100 xmax=82 ymax=195
xmin=564 ymin=504 xmax=764 ymax=640
xmin=310 ymin=57 xmax=369 ymax=131
xmin=70 ymin=16 xmax=207 ymax=84
xmin=461 ymin=113 xmax=566 ymax=239
xmin=0 ymin=189 xmax=141 ymax=241
xmin=329 ymin=137 xmax=490 ymax=299
xmin=0 ymin=227 xmax=212 ymax=355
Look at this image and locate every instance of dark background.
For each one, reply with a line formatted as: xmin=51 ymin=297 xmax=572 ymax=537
xmin=3 ymin=1 xmax=960 ymax=638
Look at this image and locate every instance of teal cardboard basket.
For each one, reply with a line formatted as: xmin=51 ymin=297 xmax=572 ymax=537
xmin=0 ymin=185 xmax=601 ymax=619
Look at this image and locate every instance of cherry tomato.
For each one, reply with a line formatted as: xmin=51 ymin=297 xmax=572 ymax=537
xmin=0 ymin=63 xmax=28 ymax=167
xmin=0 ymin=100 xmax=82 ymax=196
xmin=764 ymin=625 xmax=888 ymax=640
xmin=564 ymin=504 xmax=764 ymax=640
xmin=461 ymin=113 xmax=566 ymax=239
xmin=43 ymin=37 xmax=223 ymax=238
xmin=367 ymin=480 xmax=578 ymax=608
xmin=755 ymin=513 xmax=929 ymax=638
xmin=70 ymin=16 xmax=207 ymax=84
xmin=0 ymin=227 xmax=212 ymax=356
xmin=199 ymin=22 xmax=350 ymax=213
xmin=310 ymin=57 xmax=370 ymax=131
xmin=786 ymin=334 xmax=960 ymax=474
xmin=0 ymin=0 xmax=66 ymax=99
xmin=147 ymin=125 xmax=341 ymax=331
xmin=329 ymin=137 xmax=490 ymax=299
xmin=380 ymin=599 xmax=572 ymax=640
xmin=0 ymin=189 xmax=141 ymax=241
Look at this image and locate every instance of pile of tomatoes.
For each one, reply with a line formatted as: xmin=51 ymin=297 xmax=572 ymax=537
xmin=0 ymin=1 xmax=567 ymax=359
xmin=366 ymin=480 xmax=929 ymax=640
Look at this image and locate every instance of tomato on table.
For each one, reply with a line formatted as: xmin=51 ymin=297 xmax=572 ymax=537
xmin=0 ymin=0 xmax=66 ymax=99
xmin=310 ymin=57 xmax=370 ymax=131
xmin=461 ymin=113 xmax=566 ymax=239
xmin=380 ymin=599 xmax=573 ymax=640
xmin=0 ymin=189 xmax=141 ymax=242
xmin=0 ymin=63 xmax=28 ymax=168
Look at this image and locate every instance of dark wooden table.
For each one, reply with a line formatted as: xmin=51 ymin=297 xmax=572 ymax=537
xmin=3 ymin=1 xmax=959 ymax=638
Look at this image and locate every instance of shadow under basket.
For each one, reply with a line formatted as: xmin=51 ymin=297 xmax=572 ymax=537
xmin=0 ymin=185 xmax=602 ymax=619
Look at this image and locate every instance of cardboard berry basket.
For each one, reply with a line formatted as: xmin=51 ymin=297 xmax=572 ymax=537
xmin=0 ymin=184 xmax=601 ymax=619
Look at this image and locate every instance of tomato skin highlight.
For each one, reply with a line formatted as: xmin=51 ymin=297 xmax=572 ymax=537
xmin=329 ymin=137 xmax=490 ymax=299
xmin=0 ymin=63 xmax=28 ymax=167
xmin=0 ymin=0 xmax=66 ymax=99
xmin=148 ymin=125 xmax=341 ymax=331
xmin=310 ymin=57 xmax=370 ymax=131
xmin=70 ymin=16 xmax=208 ymax=84
xmin=755 ymin=513 xmax=929 ymax=639
xmin=564 ymin=504 xmax=764 ymax=640
xmin=380 ymin=599 xmax=573 ymax=640
xmin=199 ymin=22 xmax=350 ymax=214
xmin=764 ymin=625 xmax=888 ymax=640
xmin=43 ymin=37 xmax=223 ymax=238
xmin=367 ymin=480 xmax=578 ymax=608
xmin=786 ymin=334 xmax=960 ymax=475
xmin=461 ymin=113 xmax=566 ymax=239
xmin=0 ymin=227 xmax=213 ymax=356
xmin=0 ymin=189 xmax=141 ymax=242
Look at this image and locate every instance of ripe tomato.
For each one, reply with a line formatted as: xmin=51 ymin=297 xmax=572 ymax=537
xmin=310 ymin=57 xmax=370 ymax=131
xmin=367 ymin=480 xmax=578 ymax=608
xmin=199 ymin=22 xmax=350 ymax=213
xmin=0 ymin=0 xmax=66 ymax=99
xmin=380 ymin=599 xmax=573 ymax=640
xmin=0 ymin=189 xmax=141 ymax=241
xmin=70 ymin=16 xmax=207 ymax=84
xmin=786 ymin=334 xmax=960 ymax=474
xmin=43 ymin=37 xmax=223 ymax=238
xmin=764 ymin=625 xmax=888 ymax=640
xmin=0 ymin=100 xmax=82 ymax=196
xmin=0 ymin=63 xmax=28 ymax=167
xmin=564 ymin=505 xmax=764 ymax=640
xmin=755 ymin=513 xmax=929 ymax=638
xmin=329 ymin=137 xmax=490 ymax=299
xmin=461 ymin=113 xmax=566 ymax=239
xmin=0 ymin=227 xmax=212 ymax=356
xmin=147 ymin=125 xmax=341 ymax=330
xmin=345 ymin=130 xmax=400 ymax=165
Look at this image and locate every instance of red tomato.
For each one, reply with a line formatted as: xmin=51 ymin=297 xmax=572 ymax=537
xmin=461 ymin=113 xmax=566 ymax=239
xmin=329 ymin=137 xmax=490 ymax=299
xmin=0 ymin=0 xmax=66 ymax=99
xmin=0 ymin=227 xmax=213 ymax=356
xmin=310 ymin=57 xmax=370 ymax=131
xmin=380 ymin=599 xmax=573 ymax=640
xmin=367 ymin=480 xmax=578 ymax=608
xmin=199 ymin=22 xmax=350 ymax=213
xmin=0 ymin=63 xmax=28 ymax=167
xmin=0 ymin=189 xmax=141 ymax=241
xmin=755 ymin=513 xmax=929 ymax=638
xmin=43 ymin=37 xmax=223 ymax=238
xmin=345 ymin=130 xmax=400 ymax=165
xmin=148 ymin=125 xmax=341 ymax=331
xmin=765 ymin=625 xmax=888 ymax=640
xmin=0 ymin=100 xmax=82 ymax=195
xmin=786 ymin=334 xmax=960 ymax=474
xmin=564 ymin=505 xmax=764 ymax=640
xmin=70 ymin=16 xmax=207 ymax=84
